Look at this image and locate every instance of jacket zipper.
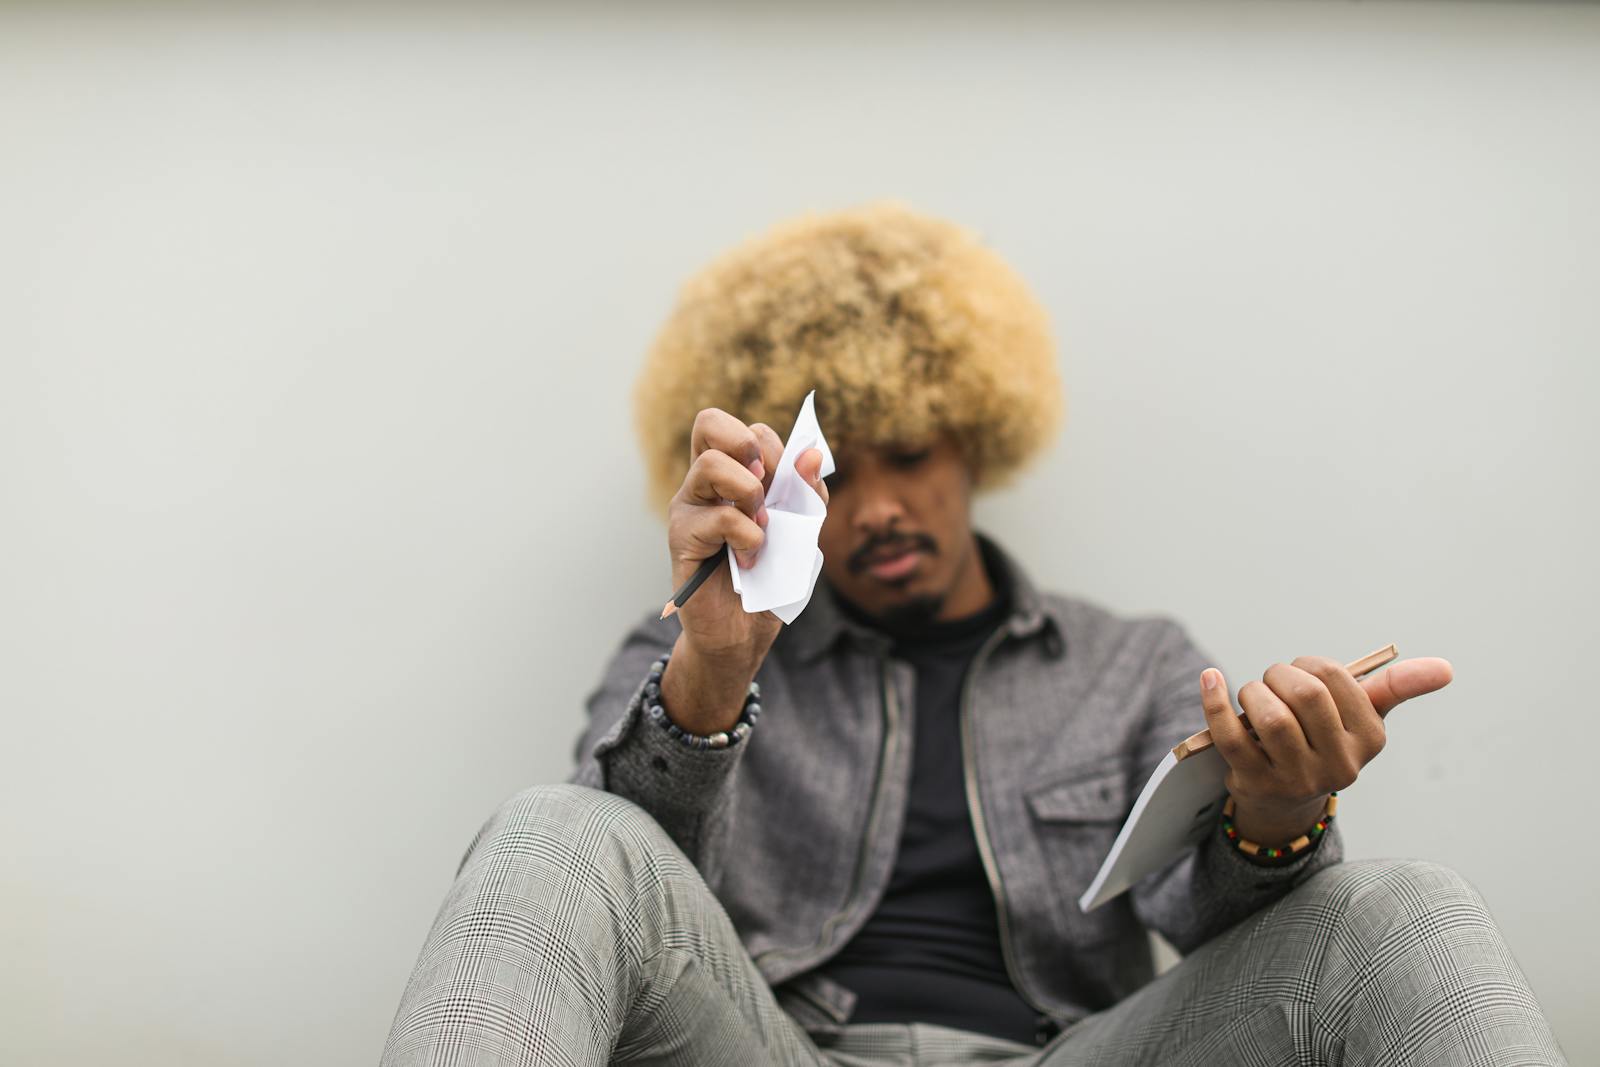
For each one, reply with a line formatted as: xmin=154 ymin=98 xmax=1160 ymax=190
xmin=754 ymin=655 xmax=903 ymax=973
xmin=961 ymin=627 xmax=1048 ymax=1016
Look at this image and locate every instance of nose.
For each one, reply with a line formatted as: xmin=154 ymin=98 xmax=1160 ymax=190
xmin=849 ymin=473 xmax=908 ymax=536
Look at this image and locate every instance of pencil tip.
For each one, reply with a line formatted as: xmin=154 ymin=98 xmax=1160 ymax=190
xmin=659 ymin=601 xmax=678 ymax=620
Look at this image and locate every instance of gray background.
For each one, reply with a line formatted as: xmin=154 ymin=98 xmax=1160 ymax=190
xmin=2 ymin=2 xmax=1595 ymax=1063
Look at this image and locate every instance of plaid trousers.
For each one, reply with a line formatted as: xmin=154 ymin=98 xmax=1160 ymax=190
xmin=382 ymin=785 xmax=1565 ymax=1067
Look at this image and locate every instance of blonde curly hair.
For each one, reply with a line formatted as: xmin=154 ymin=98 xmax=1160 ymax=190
xmin=634 ymin=202 xmax=1064 ymax=513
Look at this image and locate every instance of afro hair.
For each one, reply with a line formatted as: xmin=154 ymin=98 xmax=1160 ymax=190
xmin=633 ymin=202 xmax=1064 ymax=513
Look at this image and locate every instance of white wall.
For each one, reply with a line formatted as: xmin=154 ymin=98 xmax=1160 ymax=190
xmin=2 ymin=2 xmax=1595 ymax=1062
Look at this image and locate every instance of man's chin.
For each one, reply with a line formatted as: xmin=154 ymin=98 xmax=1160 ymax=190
xmin=877 ymin=594 xmax=946 ymax=629
xmin=826 ymin=573 xmax=944 ymax=626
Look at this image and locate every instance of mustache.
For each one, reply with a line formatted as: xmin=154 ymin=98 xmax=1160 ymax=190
xmin=847 ymin=532 xmax=939 ymax=574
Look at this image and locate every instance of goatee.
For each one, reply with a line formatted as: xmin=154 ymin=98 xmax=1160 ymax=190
xmin=879 ymin=594 xmax=945 ymax=630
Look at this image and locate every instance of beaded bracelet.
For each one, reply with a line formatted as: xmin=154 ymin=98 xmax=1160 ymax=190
xmin=1220 ymin=792 xmax=1338 ymax=865
xmin=641 ymin=652 xmax=761 ymax=750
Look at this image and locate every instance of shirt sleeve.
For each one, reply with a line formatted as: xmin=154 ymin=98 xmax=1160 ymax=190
xmin=568 ymin=612 xmax=754 ymax=889
xmin=1127 ymin=619 xmax=1344 ymax=954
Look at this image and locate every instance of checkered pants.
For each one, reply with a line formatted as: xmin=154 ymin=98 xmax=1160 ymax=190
xmin=382 ymin=785 xmax=1565 ymax=1066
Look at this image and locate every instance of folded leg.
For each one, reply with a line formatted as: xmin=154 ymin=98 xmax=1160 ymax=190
xmin=382 ymin=784 xmax=825 ymax=1067
xmin=1044 ymin=859 xmax=1565 ymax=1066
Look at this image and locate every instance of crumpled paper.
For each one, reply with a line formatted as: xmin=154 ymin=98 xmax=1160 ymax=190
xmin=727 ymin=390 xmax=835 ymax=625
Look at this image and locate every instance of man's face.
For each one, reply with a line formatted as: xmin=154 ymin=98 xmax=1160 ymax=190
xmin=816 ymin=437 xmax=984 ymax=624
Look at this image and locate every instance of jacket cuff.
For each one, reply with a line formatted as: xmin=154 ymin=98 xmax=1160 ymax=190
xmin=590 ymin=672 xmax=749 ymax=808
xmin=1200 ymin=811 xmax=1344 ymax=902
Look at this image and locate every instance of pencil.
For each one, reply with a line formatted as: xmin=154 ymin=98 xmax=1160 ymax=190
xmin=1171 ymin=643 xmax=1399 ymax=761
xmin=660 ymin=551 xmax=729 ymax=620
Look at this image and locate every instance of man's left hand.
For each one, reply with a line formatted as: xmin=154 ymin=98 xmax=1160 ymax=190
xmin=1199 ymin=655 xmax=1455 ymax=847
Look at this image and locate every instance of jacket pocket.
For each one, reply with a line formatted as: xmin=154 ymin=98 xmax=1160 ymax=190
xmin=1025 ymin=766 xmax=1135 ymax=947
xmin=1026 ymin=768 xmax=1128 ymax=823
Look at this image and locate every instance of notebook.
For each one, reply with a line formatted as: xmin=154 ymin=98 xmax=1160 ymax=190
xmin=1078 ymin=643 xmax=1399 ymax=912
xmin=1077 ymin=741 xmax=1232 ymax=912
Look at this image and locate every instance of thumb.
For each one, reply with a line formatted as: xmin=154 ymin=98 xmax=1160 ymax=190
xmin=1360 ymin=656 xmax=1454 ymax=717
xmin=795 ymin=447 xmax=829 ymax=505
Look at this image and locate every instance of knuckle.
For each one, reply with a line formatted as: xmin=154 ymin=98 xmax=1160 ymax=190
xmin=1290 ymin=681 xmax=1325 ymax=707
xmin=730 ymin=472 xmax=763 ymax=508
xmin=1253 ymin=706 xmax=1286 ymax=731
xmin=697 ymin=449 xmax=754 ymax=490
xmin=690 ymin=407 xmax=720 ymax=438
xmin=721 ymin=508 xmax=762 ymax=546
xmin=1294 ymin=655 xmax=1339 ymax=679
xmin=686 ymin=449 xmax=718 ymax=478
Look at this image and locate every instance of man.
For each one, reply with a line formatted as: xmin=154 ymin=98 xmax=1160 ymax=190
xmin=384 ymin=204 xmax=1563 ymax=1065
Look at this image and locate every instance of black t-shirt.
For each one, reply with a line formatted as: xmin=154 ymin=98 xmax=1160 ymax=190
xmin=818 ymin=583 xmax=1046 ymax=1046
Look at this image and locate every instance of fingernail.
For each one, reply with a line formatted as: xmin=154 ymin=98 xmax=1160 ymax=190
xmin=756 ymin=505 xmax=768 ymax=527
xmin=1202 ymin=669 xmax=1220 ymax=692
xmin=748 ymin=458 xmax=764 ymax=480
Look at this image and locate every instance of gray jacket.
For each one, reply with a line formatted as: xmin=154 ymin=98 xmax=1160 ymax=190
xmin=571 ymin=536 xmax=1341 ymax=1033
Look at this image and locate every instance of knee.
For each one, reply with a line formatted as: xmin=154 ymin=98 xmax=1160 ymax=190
xmin=1291 ymin=860 xmax=1493 ymax=947
xmin=1303 ymin=859 xmax=1482 ymax=908
xmin=464 ymin=784 xmax=681 ymax=875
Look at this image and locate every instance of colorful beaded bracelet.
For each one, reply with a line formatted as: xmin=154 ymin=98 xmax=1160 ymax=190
xmin=642 ymin=652 xmax=761 ymax=750
xmin=1220 ymin=792 xmax=1338 ymax=865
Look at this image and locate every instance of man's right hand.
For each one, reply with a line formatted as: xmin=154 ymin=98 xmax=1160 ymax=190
xmin=661 ymin=407 xmax=829 ymax=735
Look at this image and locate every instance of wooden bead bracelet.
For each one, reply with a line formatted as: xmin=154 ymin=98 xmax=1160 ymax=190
xmin=1221 ymin=792 xmax=1338 ymax=864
